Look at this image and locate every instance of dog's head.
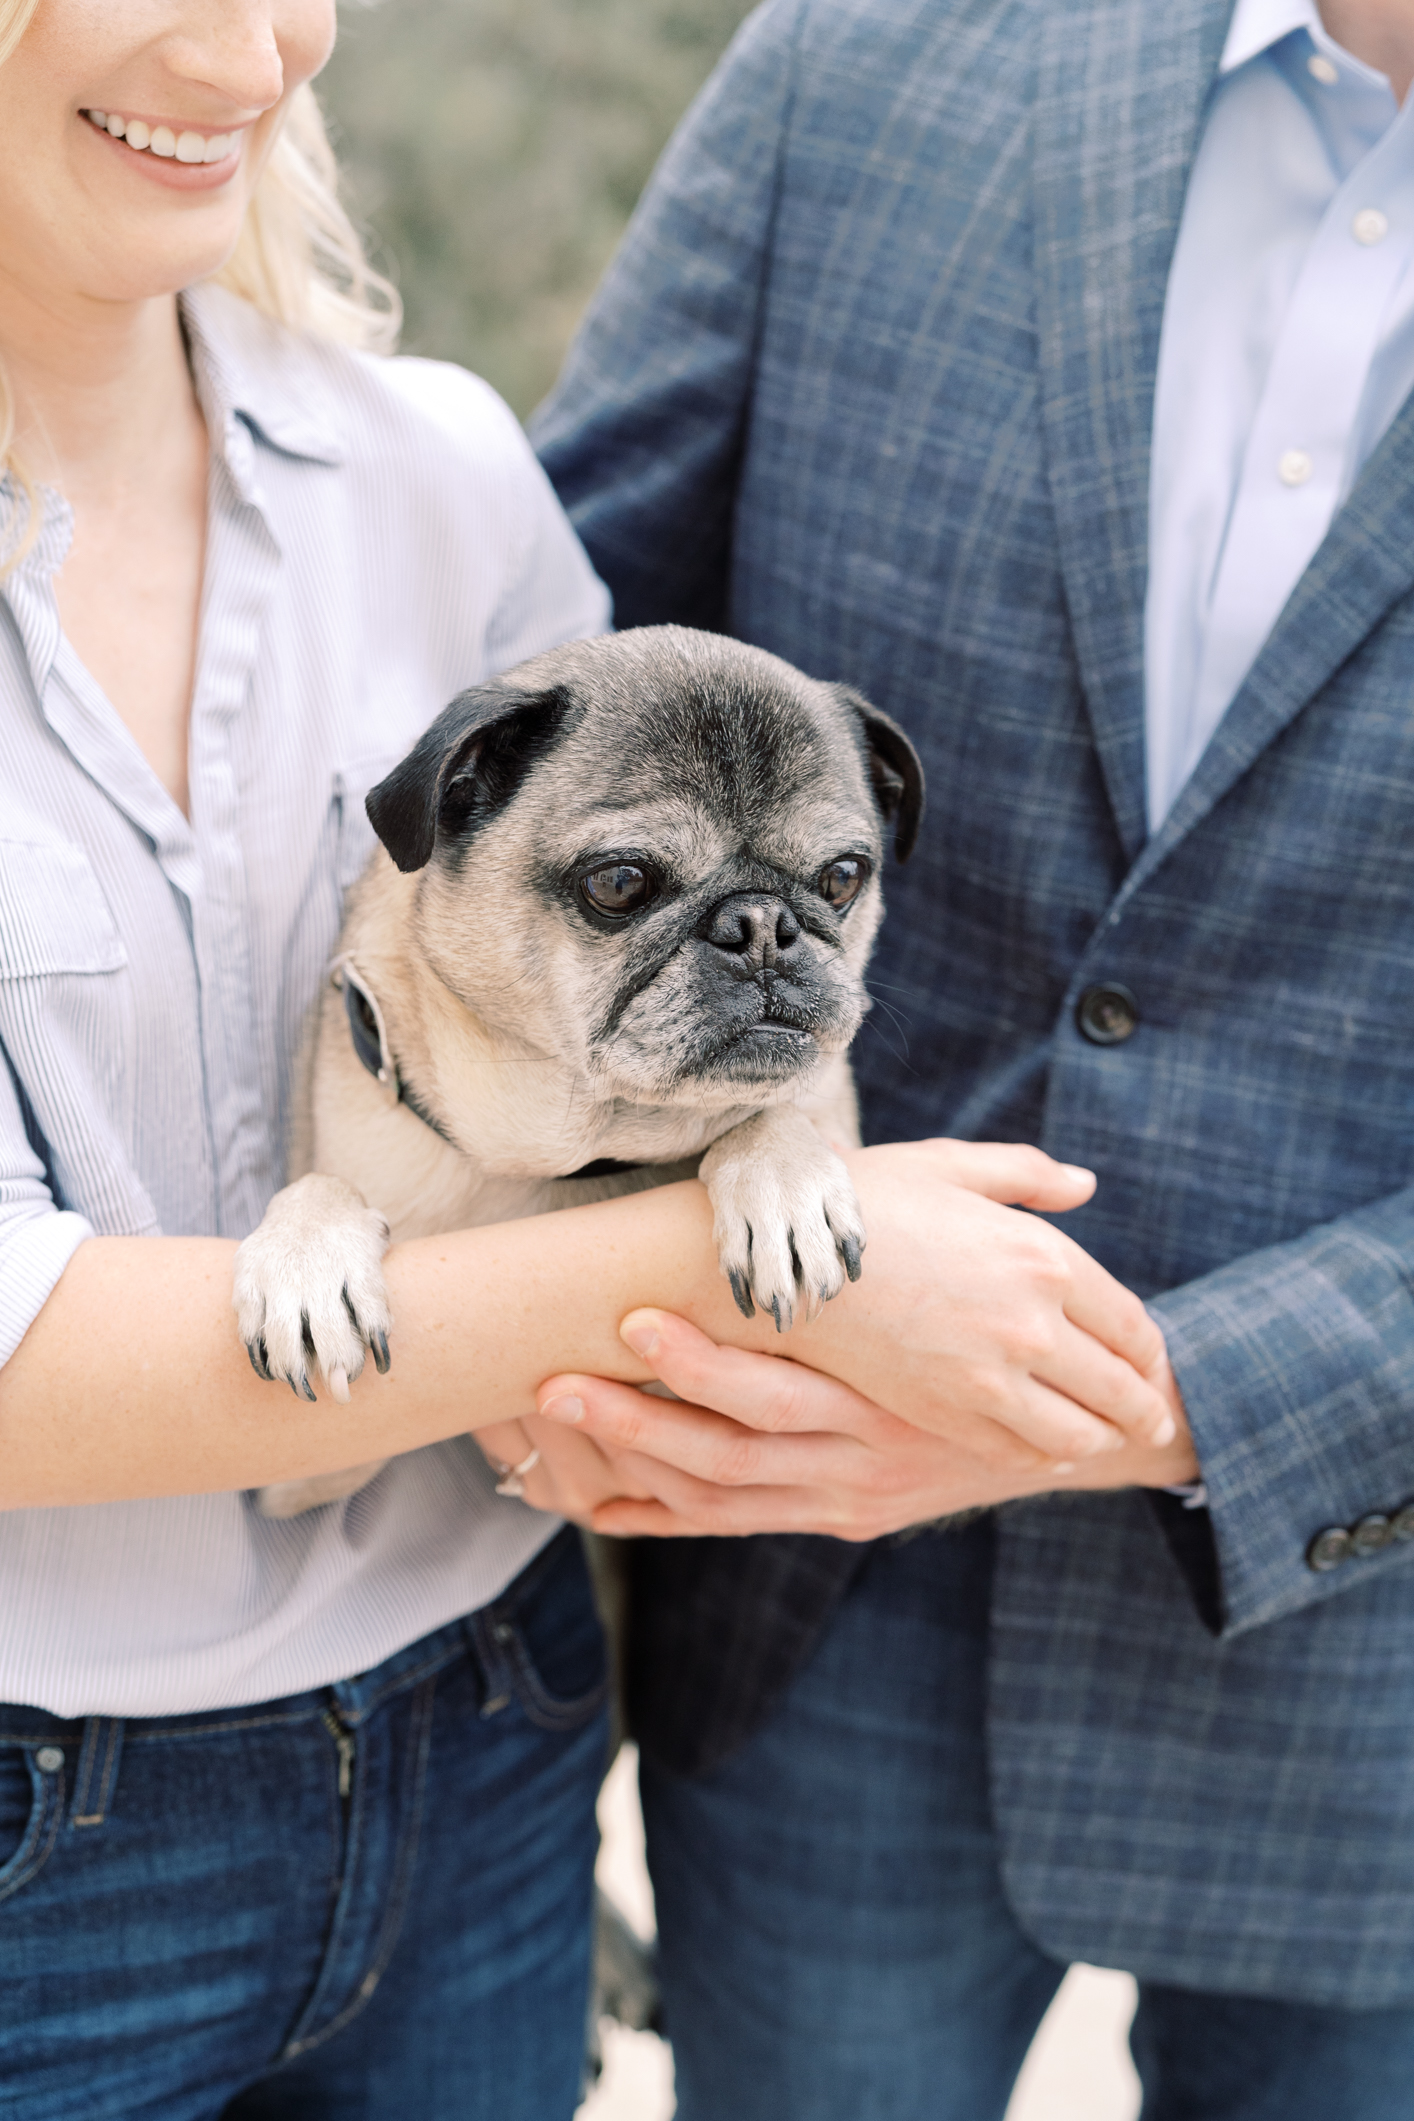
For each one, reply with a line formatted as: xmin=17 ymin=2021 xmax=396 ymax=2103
xmin=366 ymin=627 xmax=922 ymax=1111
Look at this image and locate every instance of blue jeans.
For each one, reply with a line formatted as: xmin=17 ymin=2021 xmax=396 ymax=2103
xmin=642 ymin=1519 xmax=1414 ymax=2121
xmin=0 ymin=1525 xmax=607 ymax=2120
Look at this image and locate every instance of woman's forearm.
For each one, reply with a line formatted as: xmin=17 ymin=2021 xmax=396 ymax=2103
xmin=0 ymin=1182 xmax=743 ymax=1508
xmin=0 ymin=1140 xmax=1175 ymax=1510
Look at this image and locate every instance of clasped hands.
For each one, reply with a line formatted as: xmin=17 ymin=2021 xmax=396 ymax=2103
xmin=477 ymin=1140 xmax=1199 ymax=1539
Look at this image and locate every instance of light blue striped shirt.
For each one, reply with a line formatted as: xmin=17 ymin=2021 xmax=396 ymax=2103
xmin=1147 ymin=0 xmax=1414 ymax=826
xmin=0 ymin=285 xmax=609 ymax=1716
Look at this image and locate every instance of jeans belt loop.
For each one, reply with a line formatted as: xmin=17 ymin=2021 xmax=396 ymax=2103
xmin=70 ymin=1717 xmax=124 ymax=1829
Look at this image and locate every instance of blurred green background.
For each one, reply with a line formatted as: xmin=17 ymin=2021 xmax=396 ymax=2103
xmin=319 ymin=0 xmax=756 ymax=419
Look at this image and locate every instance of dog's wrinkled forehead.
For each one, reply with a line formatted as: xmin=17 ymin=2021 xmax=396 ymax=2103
xmin=365 ymin=625 xmax=923 ymax=876
xmin=541 ymin=638 xmax=871 ymax=857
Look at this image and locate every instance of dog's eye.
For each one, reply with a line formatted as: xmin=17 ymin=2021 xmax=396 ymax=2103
xmin=578 ymin=863 xmax=655 ymax=917
xmin=818 ymin=857 xmax=869 ymax=909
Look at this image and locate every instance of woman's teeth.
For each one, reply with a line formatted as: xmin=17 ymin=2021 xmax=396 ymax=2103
xmin=84 ymin=110 xmax=239 ymax=164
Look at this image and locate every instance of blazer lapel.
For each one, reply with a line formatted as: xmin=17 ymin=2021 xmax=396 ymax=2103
xmin=1033 ymin=0 xmax=1234 ymax=865
xmin=1123 ymin=389 xmax=1414 ymax=895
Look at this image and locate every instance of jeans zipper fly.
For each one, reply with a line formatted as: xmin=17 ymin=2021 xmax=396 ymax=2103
xmin=321 ymin=1706 xmax=355 ymax=1799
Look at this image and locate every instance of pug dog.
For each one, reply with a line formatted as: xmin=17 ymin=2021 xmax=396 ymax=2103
xmin=233 ymin=624 xmax=922 ymax=1517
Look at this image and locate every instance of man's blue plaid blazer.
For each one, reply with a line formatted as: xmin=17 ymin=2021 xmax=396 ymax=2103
xmin=535 ymin=0 xmax=1414 ymax=2004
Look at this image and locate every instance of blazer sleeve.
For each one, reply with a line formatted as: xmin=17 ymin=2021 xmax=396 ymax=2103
xmin=530 ymin=0 xmax=804 ymax=632
xmin=1148 ymin=1187 xmax=1414 ymax=1637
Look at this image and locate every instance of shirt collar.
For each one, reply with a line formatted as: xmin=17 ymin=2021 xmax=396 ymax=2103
xmin=1220 ymin=0 xmax=1391 ymax=82
xmin=1221 ymin=0 xmax=1317 ymax=73
xmin=180 ymin=281 xmax=345 ymax=501
xmin=2 ymin=278 xmax=347 ymax=707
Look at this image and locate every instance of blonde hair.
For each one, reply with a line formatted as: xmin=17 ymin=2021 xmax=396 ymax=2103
xmin=0 ymin=0 xmax=399 ymax=568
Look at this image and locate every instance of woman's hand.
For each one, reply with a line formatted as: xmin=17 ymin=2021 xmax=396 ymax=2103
xmin=533 ymin=1309 xmax=1198 ymax=1540
xmin=474 ymin=1418 xmax=656 ymax=1525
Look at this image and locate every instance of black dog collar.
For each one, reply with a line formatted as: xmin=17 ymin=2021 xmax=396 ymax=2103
xmin=335 ymin=959 xmax=639 ymax=1184
xmin=340 ymin=964 xmax=461 ymax=1150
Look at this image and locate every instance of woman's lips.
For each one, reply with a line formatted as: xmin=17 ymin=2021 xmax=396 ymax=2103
xmin=80 ymin=108 xmax=245 ymax=190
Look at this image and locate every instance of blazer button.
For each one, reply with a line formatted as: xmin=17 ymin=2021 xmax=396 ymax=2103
xmin=1307 ymin=1525 xmax=1354 ymax=1572
xmin=1076 ymin=982 xmax=1139 ymax=1045
xmin=1392 ymin=1503 xmax=1414 ymax=1542
xmin=1351 ymin=1512 xmax=1393 ymax=1556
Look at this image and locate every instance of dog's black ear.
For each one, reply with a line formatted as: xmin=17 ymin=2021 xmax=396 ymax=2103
xmin=832 ymin=686 xmax=925 ymax=863
xmin=366 ymin=683 xmax=570 ymax=873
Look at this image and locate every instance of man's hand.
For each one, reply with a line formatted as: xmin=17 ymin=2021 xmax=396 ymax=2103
xmin=762 ymin=1139 xmax=1176 ymax=1472
xmin=491 ymin=1135 xmax=1190 ymax=1534
xmin=529 ymin=1309 xmax=1198 ymax=1540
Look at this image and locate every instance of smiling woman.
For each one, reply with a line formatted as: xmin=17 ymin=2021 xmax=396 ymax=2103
xmin=0 ymin=2 xmax=640 ymax=2111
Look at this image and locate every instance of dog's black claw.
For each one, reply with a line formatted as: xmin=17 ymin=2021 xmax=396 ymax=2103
xmin=370 ymin=1330 xmax=391 ymax=1375
xmin=728 ymin=1270 xmax=756 ymax=1321
xmin=247 ymin=1339 xmax=273 ymax=1383
xmin=841 ymin=1235 xmax=864 ymax=1283
xmin=770 ymin=1294 xmax=789 ymax=1334
xmin=297 ymin=1373 xmax=317 ymax=1403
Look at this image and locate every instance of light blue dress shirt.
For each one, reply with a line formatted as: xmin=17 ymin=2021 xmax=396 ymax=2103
xmin=1146 ymin=0 xmax=1414 ymax=828
xmin=0 ymin=286 xmax=609 ymax=1716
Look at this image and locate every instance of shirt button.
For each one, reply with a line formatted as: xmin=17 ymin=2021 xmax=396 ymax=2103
xmin=1351 ymin=1511 xmax=1393 ymax=1555
xmin=34 ymin=1746 xmax=64 ymax=1774
xmin=1075 ymin=982 xmax=1139 ymax=1046
xmin=1307 ymin=53 xmax=1340 ymax=85
xmin=1353 ymin=208 xmax=1389 ymax=246
xmin=1306 ymin=1526 xmax=1353 ymax=1572
xmin=1278 ymin=449 xmax=1313 ymax=487
xmin=1392 ymin=1502 xmax=1414 ymax=1542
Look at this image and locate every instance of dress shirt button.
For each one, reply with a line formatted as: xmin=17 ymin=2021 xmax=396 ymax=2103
xmin=1392 ymin=1503 xmax=1414 ymax=1542
xmin=1307 ymin=1526 xmax=1353 ymax=1572
xmin=1352 ymin=208 xmax=1389 ymax=246
xmin=1307 ymin=53 xmax=1340 ymax=85
xmin=1075 ymin=983 xmax=1138 ymax=1046
xmin=34 ymin=1746 xmax=64 ymax=1774
xmin=1278 ymin=449 xmax=1313 ymax=487
xmin=1351 ymin=1512 xmax=1393 ymax=1555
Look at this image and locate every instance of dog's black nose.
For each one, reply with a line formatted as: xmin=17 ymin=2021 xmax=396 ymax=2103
xmin=701 ymin=893 xmax=801 ymax=969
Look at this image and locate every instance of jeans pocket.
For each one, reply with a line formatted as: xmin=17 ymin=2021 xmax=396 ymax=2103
xmin=485 ymin=1531 xmax=609 ymax=1732
xmin=0 ymin=1746 xmax=61 ymax=1906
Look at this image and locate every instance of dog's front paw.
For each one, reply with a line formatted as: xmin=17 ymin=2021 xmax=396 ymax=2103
xmin=699 ymin=1110 xmax=866 ymax=1332
xmin=232 ymin=1173 xmax=393 ymax=1402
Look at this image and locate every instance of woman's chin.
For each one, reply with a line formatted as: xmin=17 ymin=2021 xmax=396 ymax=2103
xmin=73 ymin=217 xmax=249 ymax=308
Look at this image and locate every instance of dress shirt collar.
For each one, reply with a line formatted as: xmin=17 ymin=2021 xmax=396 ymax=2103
xmin=181 ymin=282 xmax=345 ymax=480
xmin=1221 ymin=0 xmax=1392 ymax=84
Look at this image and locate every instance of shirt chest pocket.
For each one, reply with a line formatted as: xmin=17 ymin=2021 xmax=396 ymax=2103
xmin=0 ymin=840 xmax=135 ymax=1158
xmin=0 ymin=841 xmax=127 ymax=980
